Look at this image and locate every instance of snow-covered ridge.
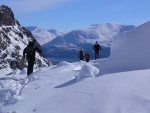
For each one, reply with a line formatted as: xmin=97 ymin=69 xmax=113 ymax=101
xmin=26 ymin=26 xmax=63 ymax=45
xmin=47 ymin=22 xmax=135 ymax=45
xmin=99 ymin=21 xmax=150 ymax=75
xmin=78 ymin=23 xmax=135 ymax=41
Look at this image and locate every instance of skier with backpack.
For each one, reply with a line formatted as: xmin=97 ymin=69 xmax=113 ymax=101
xmin=23 ymin=41 xmax=43 ymax=76
xmin=78 ymin=48 xmax=84 ymax=61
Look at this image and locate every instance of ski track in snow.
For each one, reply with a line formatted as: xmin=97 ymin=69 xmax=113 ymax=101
xmin=1 ymin=61 xmax=150 ymax=113
xmin=0 ymin=61 xmax=97 ymax=113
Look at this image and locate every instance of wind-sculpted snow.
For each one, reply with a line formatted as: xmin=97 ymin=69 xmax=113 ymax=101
xmin=76 ymin=63 xmax=99 ymax=81
xmin=57 ymin=61 xmax=74 ymax=67
xmin=99 ymin=21 xmax=150 ymax=75
xmin=1 ymin=59 xmax=150 ymax=113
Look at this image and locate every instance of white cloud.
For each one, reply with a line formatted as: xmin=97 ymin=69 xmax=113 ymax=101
xmin=2 ymin=0 xmax=74 ymax=13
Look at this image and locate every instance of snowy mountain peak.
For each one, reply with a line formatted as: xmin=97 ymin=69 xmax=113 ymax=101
xmin=26 ymin=26 xmax=46 ymax=32
xmin=26 ymin=26 xmax=63 ymax=45
xmin=93 ymin=23 xmax=132 ymax=35
xmin=34 ymin=27 xmax=47 ymax=33
xmin=48 ymin=29 xmax=63 ymax=36
xmin=91 ymin=22 xmax=124 ymax=27
xmin=25 ymin=26 xmax=38 ymax=31
xmin=0 ymin=5 xmax=16 ymax=26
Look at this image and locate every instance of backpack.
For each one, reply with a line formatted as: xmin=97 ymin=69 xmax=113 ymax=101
xmin=79 ymin=50 xmax=84 ymax=57
xmin=25 ymin=42 xmax=35 ymax=55
xmin=85 ymin=53 xmax=90 ymax=59
xmin=26 ymin=46 xmax=34 ymax=55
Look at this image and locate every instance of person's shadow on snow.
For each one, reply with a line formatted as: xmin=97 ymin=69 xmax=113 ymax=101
xmin=55 ymin=63 xmax=99 ymax=88
xmin=54 ymin=78 xmax=76 ymax=88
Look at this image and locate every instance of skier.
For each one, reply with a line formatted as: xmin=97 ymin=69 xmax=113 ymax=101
xmin=85 ymin=51 xmax=90 ymax=62
xmin=23 ymin=41 xmax=43 ymax=76
xmin=93 ymin=41 xmax=102 ymax=60
xmin=78 ymin=48 xmax=84 ymax=61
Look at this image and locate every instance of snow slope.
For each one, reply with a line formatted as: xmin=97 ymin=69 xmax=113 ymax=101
xmin=1 ymin=21 xmax=150 ymax=113
xmin=1 ymin=61 xmax=150 ymax=113
xmin=99 ymin=21 xmax=150 ymax=75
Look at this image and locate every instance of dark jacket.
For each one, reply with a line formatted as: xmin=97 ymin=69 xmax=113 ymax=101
xmin=78 ymin=50 xmax=84 ymax=58
xmin=93 ymin=44 xmax=101 ymax=52
xmin=23 ymin=42 xmax=42 ymax=61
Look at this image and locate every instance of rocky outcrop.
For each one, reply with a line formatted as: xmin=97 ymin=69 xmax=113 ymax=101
xmin=0 ymin=5 xmax=15 ymax=26
xmin=0 ymin=5 xmax=51 ymax=74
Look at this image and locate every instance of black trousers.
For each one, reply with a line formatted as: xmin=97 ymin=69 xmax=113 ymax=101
xmin=86 ymin=59 xmax=90 ymax=62
xmin=27 ymin=60 xmax=35 ymax=76
xmin=95 ymin=51 xmax=99 ymax=60
xmin=79 ymin=57 xmax=83 ymax=61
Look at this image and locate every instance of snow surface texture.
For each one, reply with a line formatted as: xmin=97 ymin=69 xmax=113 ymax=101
xmin=75 ymin=63 xmax=99 ymax=81
xmin=2 ymin=61 xmax=150 ymax=113
xmin=99 ymin=21 xmax=150 ymax=75
xmin=1 ymin=21 xmax=150 ymax=113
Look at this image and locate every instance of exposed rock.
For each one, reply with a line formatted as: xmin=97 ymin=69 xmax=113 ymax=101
xmin=0 ymin=5 xmax=15 ymax=26
xmin=0 ymin=5 xmax=52 ymax=74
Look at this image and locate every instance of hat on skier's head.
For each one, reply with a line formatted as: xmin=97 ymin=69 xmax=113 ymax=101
xmin=33 ymin=40 xmax=36 ymax=43
xmin=28 ymin=41 xmax=34 ymax=47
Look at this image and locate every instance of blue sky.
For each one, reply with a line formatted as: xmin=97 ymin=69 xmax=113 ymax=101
xmin=0 ymin=0 xmax=150 ymax=32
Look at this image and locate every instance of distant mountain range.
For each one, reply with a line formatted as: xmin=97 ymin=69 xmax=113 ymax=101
xmin=27 ymin=23 xmax=135 ymax=59
xmin=26 ymin=26 xmax=63 ymax=45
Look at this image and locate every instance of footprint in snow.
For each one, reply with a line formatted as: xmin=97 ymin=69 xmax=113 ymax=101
xmin=34 ymin=84 xmax=41 ymax=89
